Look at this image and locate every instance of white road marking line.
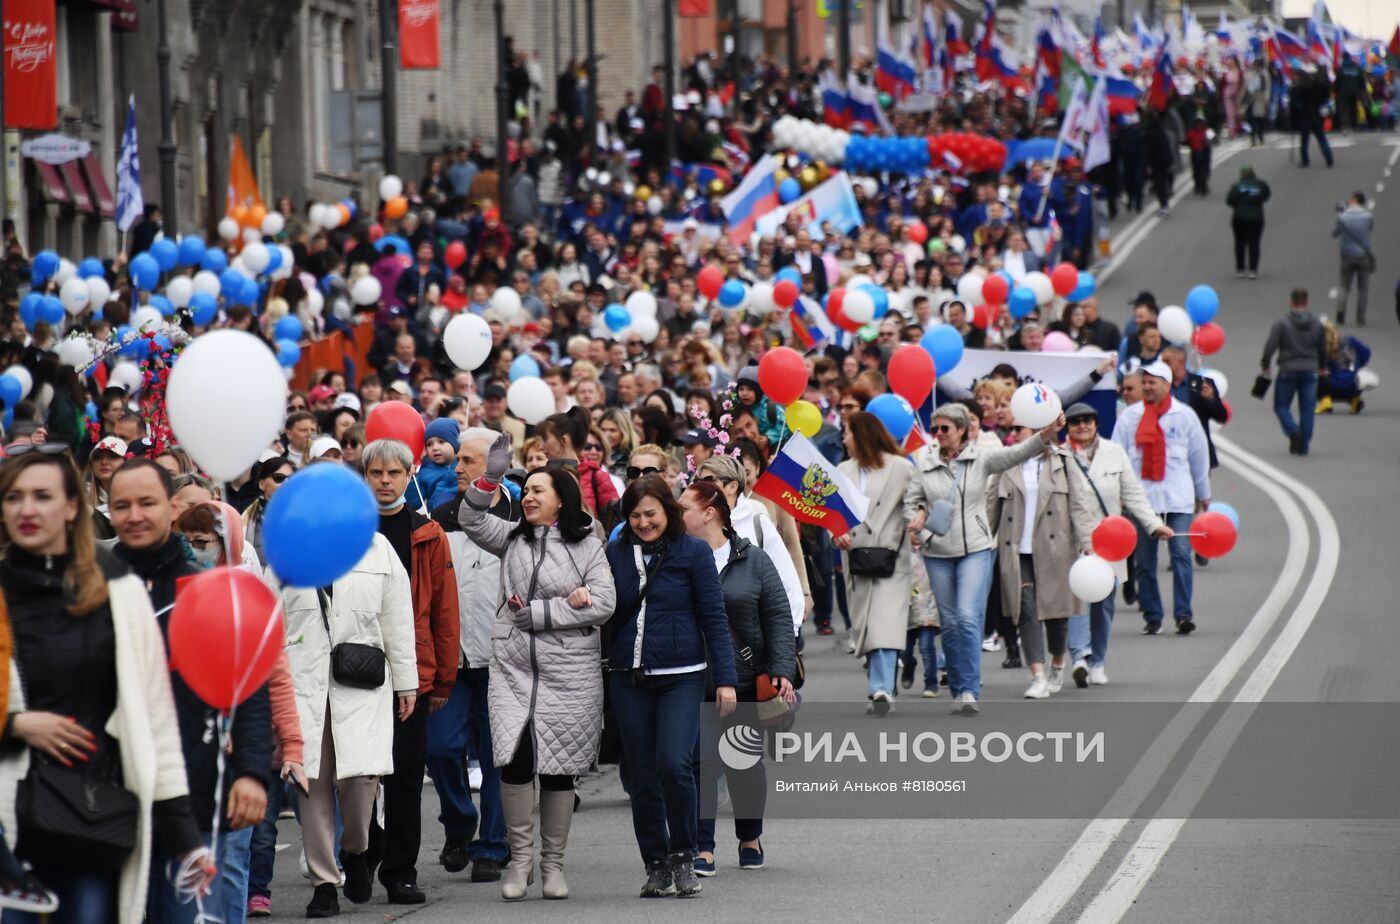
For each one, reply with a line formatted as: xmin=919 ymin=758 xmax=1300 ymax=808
xmin=1005 ymin=445 xmax=1312 ymax=924
xmin=1077 ymin=438 xmax=1339 ymax=923
xmin=1377 ymin=182 xmax=1385 ymax=194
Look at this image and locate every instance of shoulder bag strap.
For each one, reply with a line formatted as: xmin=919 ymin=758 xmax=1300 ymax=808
xmin=1071 ymin=454 xmax=1111 ymax=518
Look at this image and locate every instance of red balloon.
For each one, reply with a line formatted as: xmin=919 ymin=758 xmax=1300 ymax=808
xmin=906 ymin=221 xmax=928 ymax=245
xmin=827 ymin=288 xmax=863 ymax=333
xmin=972 ymin=303 xmax=998 ymax=329
xmin=169 ymin=568 xmax=284 ymax=711
xmin=1091 ymin=515 xmax=1138 ymax=562
xmin=366 ymin=400 xmax=426 ymax=460
xmin=1051 ymin=262 xmax=1079 ymax=296
xmin=1192 ymin=322 xmax=1225 ymax=355
xmin=1221 ymin=399 xmax=1232 ymax=424
xmin=368 ymin=223 xmax=385 ymax=242
xmin=773 ymin=279 xmax=799 ymax=309
xmin=887 ymin=345 xmax=936 ymax=407
xmin=1189 ymin=511 xmax=1238 ymax=559
xmin=757 ymin=346 xmax=808 ymax=407
xmin=697 ymin=264 xmax=725 ymax=300
xmin=444 ymin=240 xmax=467 ymax=269
xmin=981 ymin=274 xmax=1010 ymax=305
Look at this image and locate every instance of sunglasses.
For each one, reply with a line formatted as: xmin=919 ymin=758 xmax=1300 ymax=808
xmin=932 ymin=424 xmax=955 ymax=434
xmin=627 ymin=465 xmax=661 ymax=480
xmin=266 ymin=472 xmax=289 ymax=484
xmin=838 ymin=402 xmax=861 ymax=412
xmin=1067 ymin=417 xmax=1097 ymax=427
xmin=287 ymin=404 xmax=306 ymax=413
xmin=581 ymin=442 xmax=603 ymax=451
xmin=4 ymin=442 xmax=69 ymax=458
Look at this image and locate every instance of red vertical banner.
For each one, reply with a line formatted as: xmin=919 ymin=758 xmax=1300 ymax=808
xmin=678 ymin=0 xmax=710 ymax=15
xmin=398 ymin=0 xmax=440 ymax=70
xmin=3 ymin=0 xmax=58 ymax=130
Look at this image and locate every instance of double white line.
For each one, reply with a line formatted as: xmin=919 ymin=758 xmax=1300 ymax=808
xmin=1007 ymin=437 xmax=1339 ymax=924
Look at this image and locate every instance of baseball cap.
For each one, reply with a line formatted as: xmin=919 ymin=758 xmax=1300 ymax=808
xmin=93 ymin=436 xmax=129 ymax=458
xmin=482 ymin=383 xmax=508 ymax=400
xmin=308 ymin=385 xmax=336 ymax=402
xmin=308 ymin=436 xmax=342 ymax=461
xmin=1141 ymin=360 xmax=1172 ymax=381
xmin=387 ymin=304 xmax=408 ymax=318
xmin=387 ymin=380 xmax=413 ymax=396
xmin=680 ymin=428 xmax=718 ymax=448
xmin=333 ymin=393 xmax=362 ymax=412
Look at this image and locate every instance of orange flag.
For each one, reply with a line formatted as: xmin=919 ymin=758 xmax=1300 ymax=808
xmin=226 ymin=136 xmax=263 ymax=215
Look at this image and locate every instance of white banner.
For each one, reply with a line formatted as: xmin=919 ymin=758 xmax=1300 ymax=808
xmin=942 ymin=348 xmax=1116 ymax=393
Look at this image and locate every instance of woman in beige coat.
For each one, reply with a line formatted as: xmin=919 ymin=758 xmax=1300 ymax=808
xmin=990 ymin=425 xmax=1100 ymax=699
xmin=836 ymin=412 xmax=915 ymax=716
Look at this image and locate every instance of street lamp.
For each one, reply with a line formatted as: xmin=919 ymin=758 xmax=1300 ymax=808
xmin=156 ymin=0 xmax=178 ymax=235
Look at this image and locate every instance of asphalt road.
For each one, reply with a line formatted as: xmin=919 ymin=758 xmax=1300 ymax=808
xmin=265 ymin=133 xmax=1400 ymax=923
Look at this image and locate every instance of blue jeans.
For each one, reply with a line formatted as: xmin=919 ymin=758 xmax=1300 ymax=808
xmin=1135 ymin=512 xmax=1195 ymax=625
xmin=924 ymin=550 xmax=996 ymax=698
xmin=147 ymin=828 xmax=250 ymax=924
xmin=1069 ymin=584 xmax=1117 ymax=667
xmin=248 ymin=775 xmax=290 ymax=899
xmin=1297 ymin=122 xmax=1332 ymax=165
xmin=425 ymin=667 xmax=507 ymax=862
xmin=1 ymin=868 xmax=116 ymax=923
xmin=919 ymin=627 xmax=943 ymax=687
xmin=1274 ymin=370 xmax=1319 ymax=453
xmin=866 ymin=648 xmax=898 ymax=697
xmin=609 ymin=671 xmax=706 ymax=866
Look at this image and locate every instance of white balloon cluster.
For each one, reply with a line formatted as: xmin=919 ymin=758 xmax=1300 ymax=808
xmin=770 ymin=116 xmax=850 ymax=164
xmin=621 ymin=290 xmax=661 ymax=343
xmin=308 ymin=203 xmax=352 ymax=230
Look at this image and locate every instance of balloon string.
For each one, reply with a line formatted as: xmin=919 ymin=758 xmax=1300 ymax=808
xmin=232 ymin=600 xmax=284 ymax=700
xmin=411 ymin=473 xmax=428 ymax=514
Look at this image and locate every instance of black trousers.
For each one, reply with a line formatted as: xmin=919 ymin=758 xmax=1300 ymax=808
xmin=500 ymin=720 xmax=574 ymax=791
xmin=367 ymin=698 xmax=429 ymax=887
xmin=1232 ymin=218 xmax=1263 ymax=272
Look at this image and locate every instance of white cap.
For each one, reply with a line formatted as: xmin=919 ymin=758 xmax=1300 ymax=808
xmin=93 ymin=436 xmax=128 ymax=458
xmin=387 ymin=380 xmax=412 ymax=396
xmin=1141 ymin=360 xmax=1172 ymax=381
xmin=682 ymin=217 xmax=699 ymax=230
xmin=308 ymin=436 xmax=342 ymax=461
xmin=333 ymin=393 xmax=362 ymax=412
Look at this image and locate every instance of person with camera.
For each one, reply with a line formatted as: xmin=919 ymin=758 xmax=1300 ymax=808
xmin=1333 ymin=192 xmax=1374 ymax=326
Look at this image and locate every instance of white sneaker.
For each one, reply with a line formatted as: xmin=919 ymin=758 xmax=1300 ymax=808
xmin=869 ymin=689 xmax=893 ymax=716
xmin=468 ymin=761 xmax=483 ymax=792
xmin=922 ymin=686 xmax=939 ymax=698
xmin=1024 ymin=675 xmax=1050 ymax=699
xmin=1047 ymin=665 xmax=1064 ymax=694
xmin=1087 ymin=665 xmax=1109 ymax=685
xmin=950 ymin=691 xmax=979 ymax=715
xmin=982 ymin=634 xmax=1004 ymax=652
xmin=1072 ymin=659 xmax=1089 ymax=688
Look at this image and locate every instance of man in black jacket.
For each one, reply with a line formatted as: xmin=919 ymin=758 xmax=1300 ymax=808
xmin=109 ymin=459 xmax=272 ymax=923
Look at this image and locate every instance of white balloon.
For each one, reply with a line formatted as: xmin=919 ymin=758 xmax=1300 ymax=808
xmin=597 ymin=171 xmax=612 ymax=187
xmin=1069 ymin=555 xmax=1116 ymax=603
xmin=272 ymin=245 xmax=295 ymax=281
xmin=2 ymin=365 xmax=32 ymax=400
xmin=625 ymin=290 xmax=659 ymax=318
xmin=261 ymin=211 xmax=286 ymax=237
xmin=351 ymin=276 xmax=383 ymax=306
xmin=131 ymin=306 xmax=163 ymax=331
xmin=506 ymin=377 xmax=555 ymax=425
xmin=859 ymin=177 xmax=879 ymax=198
xmin=109 ymin=361 xmax=143 ymax=394
xmin=1024 ymin=271 xmax=1055 ymax=306
xmin=747 ymin=281 xmax=776 ymax=316
xmin=165 ymin=276 xmax=193 ymax=309
xmin=1157 ymin=305 xmax=1194 ymax=344
xmin=846 ymin=274 xmax=873 ymax=292
xmin=242 ymin=242 xmax=271 ymax=275
xmin=307 ymin=204 xmax=326 ymax=229
xmin=843 ymin=288 xmax=876 ymax=324
xmin=1010 ymin=382 xmax=1062 ymax=429
xmin=305 ymin=288 xmax=325 ymax=318
xmin=85 ymin=276 xmax=111 ymax=310
xmin=956 ymin=274 xmax=985 ymax=306
xmin=442 ymin=313 xmax=493 ymax=371
xmin=54 ymin=258 xmax=76 ymax=287
xmin=1199 ymin=367 xmax=1229 ymax=399
xmin=627 ymin=314 xmax=660 ymax=344
xmin=379 ymin=175 xmax=404 ymax=201
xmin=646 ymin=195 xmax=664 ymax=216
xmin=490 ymin=286 xmax=523 ymax=318
xmin=217 ymin=217 xmax=240 ymax=241
xmin=56 ymin=337 xmax=93 ymax=371
xmin=192 ymin=270 xmax=222 ymax=298
xmin=166 ymin=330 xmax=288 ymax=481
xmin=59 ymin=278 xmax=90 ymax=315
xmin=242 ymin=227 xmax=263 ymax=245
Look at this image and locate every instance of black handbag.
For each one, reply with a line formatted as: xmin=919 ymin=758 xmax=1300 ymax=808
xmin=1251 ymin=373 xmax=1272 ymax=400
xmin=319 ymin=589 xmax=387 ymax=690
xmin=847 ymin=530 xmax=906 ymax=579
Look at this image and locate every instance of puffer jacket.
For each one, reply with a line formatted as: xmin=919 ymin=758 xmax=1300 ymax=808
xmin=457 ymin=487 xmax=616 ymax=776
xmin=903 ymin=435 xmax=1050 ymax=559
xmin=716 ymin=537 xmax=797 ymax=691
xmin=605 ymin=533 xmax=738 ymax=687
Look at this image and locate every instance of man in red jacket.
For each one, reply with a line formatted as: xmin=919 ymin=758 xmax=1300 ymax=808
xmin=361 ymin=438 xmax=461 ymax=904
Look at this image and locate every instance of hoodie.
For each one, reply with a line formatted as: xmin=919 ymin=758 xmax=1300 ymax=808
xmin=1262 ymin=309 xmax=1327 ymax=374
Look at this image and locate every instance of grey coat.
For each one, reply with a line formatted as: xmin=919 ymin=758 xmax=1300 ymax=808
xmin=1333 ymin=206 xmax=1373 ymax=259
xmin=457 ymin=488 xmax=617 ymax=775
xmin=840 ymin=454 xmax=915 ymax=654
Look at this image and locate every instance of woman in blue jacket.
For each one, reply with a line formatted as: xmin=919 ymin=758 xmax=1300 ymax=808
xmin=606 ymin=475 xmax=737 ymax=900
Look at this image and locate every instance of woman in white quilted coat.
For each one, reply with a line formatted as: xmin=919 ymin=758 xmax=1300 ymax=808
xmin=458 ymin=436 xmax=616 ymax=902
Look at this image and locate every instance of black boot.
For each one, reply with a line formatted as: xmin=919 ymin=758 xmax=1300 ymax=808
xmin=306 ymin=884 xmax=340 ymax=918
xmin=340 ymin=851 xmax=372 ymax=905
xmin=670 ymin=852 xmax=703 ymax=897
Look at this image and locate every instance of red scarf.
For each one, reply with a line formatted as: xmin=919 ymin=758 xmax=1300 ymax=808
xmin=1136 ymin=395 xmax=1172 ymax=481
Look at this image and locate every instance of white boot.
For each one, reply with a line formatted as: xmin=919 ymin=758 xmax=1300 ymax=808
xmin=499 ymin=782 xmax=536 ymax=901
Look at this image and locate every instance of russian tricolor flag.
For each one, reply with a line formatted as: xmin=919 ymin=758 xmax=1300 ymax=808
xmin=1104 ymin=74 xmax=1140 ymax=115
xmin=922 ymin=5 xmax=939 ymax=70
xmin=945 ymin=10 xmax=969 ymax=57
xmin=876 ymin=36 xmax=918 ymax=99
xmin=720 ymin=154 xmax=781 ymax=246
xmin=846 ymin=75 xmax=893 ymax=134
xmin=791 ymin=294 xmax=836 ymax=351
xmin=1092 ymin=10 xmax=1107 ymax=67
xmin=820 ymin=70 xmax=851 ymax=128
xmin=752 ymin=434 xmax=869 ymax=537
xmin=1147 ymin=40 xmax=1174 ymax=110
xmin=974 ymin=0 xmax=998 ymax=81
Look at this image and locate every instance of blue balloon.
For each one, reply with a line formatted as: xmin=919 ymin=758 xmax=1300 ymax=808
xmin=274 ymin=315 xmax=304 ymax=342
xmin=264 ymin=244 xmax=283 ymax=276
xmin=1069 ymin=271 xmax=1097 ymax=302
xmin=779 ymin=177 xmax=802 ymax=204
xmin=130 ymin=252 xmax=160 ymax=291
xmin=150 ymin=295 xmax=175 ymax=317
xmin=776 ymin=267 xmax=802 ymax=287
xmin=0 ymin=375 xmax=21 ymax=408
xmin=718 ymin=279 xmax=747 ymax=309
xmin=39 ymin=295 xmax=65 ymax=326
xmin=153 ymin=333 xmax=173 ymax=353
xmin=920 ymin=325 xmax=964 ymax=377
xmin=84 ymin=400 xmax=98 ymax=425
xmin=276 ymin=339 xmax=302 ymax=368
xmin=867 ymin=393 xmax=916 ymax=442
xmin=861 ymin=284 xmax=889 ymax=320
xmin=78 ymin=257 xmax=105 ymax=279
xmin=150 ymin=239 xmax=179 ymax=273
xmin=2 ymin=409 xmax=10 ymax=430
xmin=1008 ymin=287 xmax=1038 ymax=319
xmin=177 ymin=236 xmax=206 ymax=267
xmin=262 ymin=465 xmax=379 ymax=587
xmin=219 ymin=269 xmax=246 ymax=299
xmin=31 ymin=250 xmax=59 ymax=283
xmin=1185 ymin=284 xmax=1220 ymax=326
xmin=19 ymin=294 xmax=41 ymax=330
xmin=189 ymin=292 xmax=219 ymax=326
xmin=202 ymin=248 xmax=229 ymax=273
xmin=238 ymin=275 xmax=262 ymax=308
xmin=603 ymin=304 xmax=631 ymax=333
xmin=1208 ymin=502 xmax=1241 ymax=530
xmin=375 ymin=234 xmax=413 ymax=256
xmin=509 ymin=354 xmax=541 ymax=381
xmin=114 ymin=325 xmax=143 ymax=358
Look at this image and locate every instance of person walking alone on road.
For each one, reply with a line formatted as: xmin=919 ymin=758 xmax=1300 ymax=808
xmin=1225 ymin=166 xmax=1270 ymax=279
xmin=1261 ymin=288 xmax=1329 ymax=456
xmin=1290 ymin=65 xmax=1334 ymax=168
xmin=1332 ymin=192 xmax=1374 ymax=326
